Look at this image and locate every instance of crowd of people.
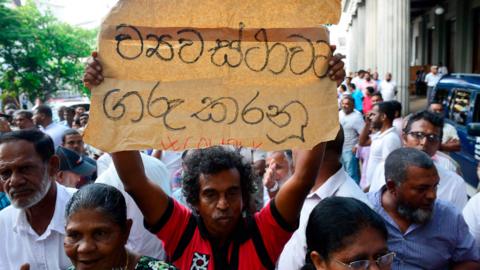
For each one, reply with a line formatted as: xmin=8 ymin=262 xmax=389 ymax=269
xmin=0 ymin=53 xmax=479 ymax=270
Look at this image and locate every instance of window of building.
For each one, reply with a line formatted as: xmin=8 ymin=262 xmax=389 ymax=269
xmin=446 ymin=18 xmax=456 ymax=73
xmin=448 ymin=89 xmax=471 ymax=126
xmin=427 ymin=29 xmax=434 ymax=64
xmin=473 ymin=8 xmax=480 ymax=73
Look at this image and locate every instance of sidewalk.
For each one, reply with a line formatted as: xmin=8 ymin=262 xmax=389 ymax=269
xmin=408 ymin=95 xmax=427 ymax=114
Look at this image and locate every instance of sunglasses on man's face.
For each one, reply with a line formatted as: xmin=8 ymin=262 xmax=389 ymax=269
xmin=407 ymin=131 xmax=441 ymax=143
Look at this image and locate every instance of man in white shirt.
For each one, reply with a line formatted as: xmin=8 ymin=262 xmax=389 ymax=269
xmin=402 ymin=110 xmax=467 ymax=209
xmin=369 ymin=110 xmax=467 ymax=210
xmin=277 ymin=128 xmax=369 ymax=270
xmin=429 ymin=102 xmax=461 ymax=152
xmin=0 ymin=129 xmax=75 ymax=270
xmin=359 ymin=102 xmax=402 ymax=188
xmin=424 ymin=66 xmax=442 ymax=102
xmin=339 ymin=95 xmax=364 ymax=183
xmin=378 ymin=72 xmax=397 ymax=101
xmin=351 ymin=69 xmax=366 ymax=87
xmin=33 ymin=105 xmax=69 ymax=149
xmin=463 ymin=192 xmax=480 ymax=247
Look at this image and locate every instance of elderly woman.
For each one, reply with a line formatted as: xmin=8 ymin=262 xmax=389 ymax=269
xmin=302 ymin=197 xmax=394 ymax=270
xmin=64 ymin=183 xmax=177 ymax=270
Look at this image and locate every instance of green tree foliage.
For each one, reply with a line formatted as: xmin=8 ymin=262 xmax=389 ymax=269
xmin=0 ymin=0 xmax=96 ymax=102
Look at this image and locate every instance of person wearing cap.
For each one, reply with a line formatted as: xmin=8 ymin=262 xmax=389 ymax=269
xmin=56 ymin=146 xmax=96 ymax=188
xmin=61 ymin=129 xmax=96 ymax=168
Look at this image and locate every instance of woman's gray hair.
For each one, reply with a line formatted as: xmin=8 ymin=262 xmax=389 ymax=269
xmin=385 ymin=148 xmax=434 ymax=185
xmin=65 ymin=183 xmax=128 ymax=230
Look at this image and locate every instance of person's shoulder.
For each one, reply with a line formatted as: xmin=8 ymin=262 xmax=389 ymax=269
xmin=464 ymin=193 xmax=480 ymax=213
xmin=0 ymin=205 xmax=19 ymax=229
xmin=434 ymin=200 xmax=461 ymax=217
xmin=366 ymin=191 xmax=382 ymax=210
xmin=338 ymin=177 xmax=371 ymax=206
xmin=383 ymin=129 xmax=401 ymax=143
xmin=0 ymin=204 xmax=18 ymax=218
xmin=463 ymin=194 xmax=480 ymax=224
xmin=56 ymin=182 xmax=78 ymax=198
xmin=444 ymin=122 xmax=457 ymax=131
xmin=140 ymin=153 xmax=168 ymax=169
xmin=52 ymin=122 xmax=69 ymax=130
xmin=437 ymin=165 xmax=464 ymax=185
xmin=353 ymin=110 xmax=365 ymax=120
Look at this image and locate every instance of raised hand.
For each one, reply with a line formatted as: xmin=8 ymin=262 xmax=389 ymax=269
xmin=82 ymin=51 xmax=104 ymax=90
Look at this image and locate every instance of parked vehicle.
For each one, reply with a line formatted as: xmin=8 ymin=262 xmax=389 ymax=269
xmin=431 ymin=73 xmax=480 ymax=195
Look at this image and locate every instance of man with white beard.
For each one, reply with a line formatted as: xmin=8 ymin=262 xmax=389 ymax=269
xmin=0 ymin=129 xmax=75 ymax=269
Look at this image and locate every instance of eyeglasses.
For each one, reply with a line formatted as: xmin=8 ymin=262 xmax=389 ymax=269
xmin=407 ymin=131 xmax=441 ymax=143
xmin=334 ymin=252 xmax=395 ymax=270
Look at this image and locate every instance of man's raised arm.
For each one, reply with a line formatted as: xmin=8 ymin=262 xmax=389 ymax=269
xmin=111 ymin=151 xmax=170 ymax=226
xmin=273 ymin=142 xmax=325 ymax=228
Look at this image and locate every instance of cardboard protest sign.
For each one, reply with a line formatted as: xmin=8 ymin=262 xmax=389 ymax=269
xmin=84 ymin=0 xmax=341 ymax=152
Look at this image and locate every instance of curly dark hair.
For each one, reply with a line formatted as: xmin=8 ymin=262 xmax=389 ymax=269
xmin=182 ymin=146 xmax=256 ymax=214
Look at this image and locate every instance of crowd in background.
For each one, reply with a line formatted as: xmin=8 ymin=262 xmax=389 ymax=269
xmin=0 ymin=57 xmax=480 ymax=270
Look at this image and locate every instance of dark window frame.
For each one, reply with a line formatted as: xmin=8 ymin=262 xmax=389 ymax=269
xmin=448 ymin=88 xmax=472 ymax=126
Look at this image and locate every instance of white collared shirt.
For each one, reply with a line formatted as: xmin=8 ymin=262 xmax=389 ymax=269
xmin=434 ymin=162 xmax=467 ymax=210
xmin=0 ymin=183 xmax=76 ymax=270
xmin=41 ymin=122 xmax=69 ymax=149
xmin=463 ymin=193 xmax=480 ymax=247
xmin=434 ymin=151 xmax=461 ymax=174
xmin=277 ymin=168 xmax=370 ymax=270
xmin=365 ymin=127 xmax=402 ymax=186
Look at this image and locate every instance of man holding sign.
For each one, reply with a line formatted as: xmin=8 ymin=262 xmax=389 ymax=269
xmin=84 ymin=0 xmax=344 ymax=268
xmin=84 ymin=50 xmax=344 ymax=270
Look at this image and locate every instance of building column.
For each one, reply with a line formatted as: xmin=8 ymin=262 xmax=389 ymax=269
xmin=356 ymin=2 xmax=367 ymax=70
xmin=377 ymin=0 xmax=410 ymax=114
xmin=364 ymin=0 xmax=378 ymax=70
xmin=347 ymin=22 xmax=356 ymax=72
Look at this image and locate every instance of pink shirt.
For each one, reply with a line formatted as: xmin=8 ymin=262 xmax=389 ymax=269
xmin=359 ymin=79 xmax=378 ymax=94
xmin=363 ymin=95 xmax=373 ymax=114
